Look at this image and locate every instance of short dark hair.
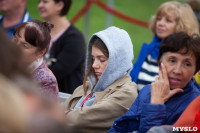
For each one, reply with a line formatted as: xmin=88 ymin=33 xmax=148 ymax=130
xmin=14 ymin=20 xmax=53 ymax=53
xmin=54 ymin=0 xmax=72 ymax=16
xmin=158 ymin=32 xmax=200 ymax=73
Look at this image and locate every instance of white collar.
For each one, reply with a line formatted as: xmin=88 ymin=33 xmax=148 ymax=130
xmin=29 ymin=57 xmax=43 ymax=72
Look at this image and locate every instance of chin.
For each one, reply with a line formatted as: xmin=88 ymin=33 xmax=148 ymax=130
xmin=39 ymin=14 xmax=47 ymax=19
xmin=170 ymin=85 xmax=182 ymax=90
xmin=40 ymin=15 xmax=46 ymax=20
xmin=157 ymin=35 xmax=166 ymax=39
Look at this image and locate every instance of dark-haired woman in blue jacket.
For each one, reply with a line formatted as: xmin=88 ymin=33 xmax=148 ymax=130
xmin=109 ymin=32 xmax=200 ymax=133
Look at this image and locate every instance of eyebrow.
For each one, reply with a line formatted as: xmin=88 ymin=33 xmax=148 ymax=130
xmin=168 ymin=55 xmax=194 ymax=61
xmin=184 ymin=58 xmax=194 ymax=62
xmin=16 ymin=39 xmax=26 ymax=44
xmin=92 ymin=55 xmax=107 ymax=58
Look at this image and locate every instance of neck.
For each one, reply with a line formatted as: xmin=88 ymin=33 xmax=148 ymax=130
xmin=48 ymin=16 xmax=70 ymax=37
xmin=2 ymin=8 xmax=26 ymax=28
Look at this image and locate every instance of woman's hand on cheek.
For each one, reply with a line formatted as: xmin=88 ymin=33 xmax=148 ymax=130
xmin=150 ymin=63 xmax=183 ymax=104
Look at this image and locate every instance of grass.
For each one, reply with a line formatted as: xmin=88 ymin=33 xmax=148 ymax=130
xmin=27 ymin=0 xmax=170 ymax=62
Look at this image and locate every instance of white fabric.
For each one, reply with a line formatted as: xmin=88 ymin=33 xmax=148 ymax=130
xmin=137 ymin=54 xmax=159 ymax=90
xmin=29 ymin=57 xmax=43 ymax=72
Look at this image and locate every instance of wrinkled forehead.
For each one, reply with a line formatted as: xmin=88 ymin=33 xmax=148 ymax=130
xmin=162 ymin=48 xmax=195 ymax=59
xmin=159 ymin=47 xmax=196 ymax=64
xmin=177 ymin=48 xmax=195 ymax=57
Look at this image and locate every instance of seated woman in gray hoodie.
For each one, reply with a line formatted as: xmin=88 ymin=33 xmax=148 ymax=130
xmin=62 ymin=26 xmax=138 ymax=133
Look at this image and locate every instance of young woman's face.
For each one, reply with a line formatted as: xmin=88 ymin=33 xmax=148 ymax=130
xmin=91 ymin=46 xmax=108 ymax=79
xmin=38 ymin=0 xmax=62 ymax=20
xmin=161 ymin=51 xmax=196 ymax=89
xmin=13 ymin=28 xmax=42 ymax=65
xmin=156 ymin=10 xmax=177 ymax=39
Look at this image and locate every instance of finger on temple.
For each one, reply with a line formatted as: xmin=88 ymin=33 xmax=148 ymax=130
xmin=158 ymin=69 xmax=162 ymax=80
xmin=161 ymin=63 xmax=168 ymax=79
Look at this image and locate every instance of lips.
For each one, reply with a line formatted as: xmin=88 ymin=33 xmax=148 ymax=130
xmin=38 ymin=9 xmax=45 ymax=13
xmin=169 ymin=77 xmax=181 ymax=84
xmin=156 ymin=28 xmax=165 ymax=33
xmin=95 ymin=72 xmax=101 ymax=76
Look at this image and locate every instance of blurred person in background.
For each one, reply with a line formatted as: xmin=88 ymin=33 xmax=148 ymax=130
xmin=38 ymin=0 xmax=86 ymax=94
xmin=62 ymin=26 xmax=138 ymax=133
xmin=0 ymin=29 xmax=68 ymax=133
xmin=0 ymin=28 xmax=31 ymax=80
xmin=195 ymin=71 xmax=200 ymax=86
xmin=19 ymin=77 xmax=68 ymax=133
xmin=173 ymin=96 xmax=200 ymax=132
xmin=187 ymin=0 xmax=200 ymax=23
xmin=130 ymin=1 xmax=199 ymax=91
xmin=0 ymin=74 xmax=28 ymax=133
xmin=0 ymin=0 xmax=32 ymax=38
xmin=13 ymin=20 xmax=59 ymax=101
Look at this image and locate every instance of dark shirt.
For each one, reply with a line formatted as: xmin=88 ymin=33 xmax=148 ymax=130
xmin=48 ymin=24 xmax=86 ymax=94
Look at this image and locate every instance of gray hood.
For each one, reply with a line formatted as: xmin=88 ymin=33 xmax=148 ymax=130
xmin=86 ymin=26 xmax=134 ymax=92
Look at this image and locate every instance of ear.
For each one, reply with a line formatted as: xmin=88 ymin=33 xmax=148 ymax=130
xmin=36 ymin=49 xmax=47 ymax=59
xmin=21 ymin=0 xmax=27 ymax=6
xmin=57 ymin=1 xmax=64 ymax=12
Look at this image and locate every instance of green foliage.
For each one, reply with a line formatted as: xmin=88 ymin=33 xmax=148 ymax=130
xmin=27 ymin=0 xmax=169 ymax=62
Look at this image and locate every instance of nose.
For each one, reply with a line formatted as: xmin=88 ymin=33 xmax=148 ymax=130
xmin=157 ymin=18 xmax=165 ymax=26
xmin=173 ymin=63 xmax=182 ymax=75
xmin=92 ymin=59 xmax=99 ymax=69
xmin=38 ymin=1 xmax=43 ymax=8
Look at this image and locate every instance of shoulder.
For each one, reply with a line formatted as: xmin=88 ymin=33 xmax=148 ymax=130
xmin=33 ymin=62 xmax=57 ymax=82
xmin=62 ymin=25 xmax=85 ymax=40
xmin=185 ymin=81 xmax=200 ymax=98
xmin=55 ymin=25 xmax=85 ymax=47
xmin=72 ymin=83 xmax=85 ymax=96
xmin=33 ymin=63 xmax=59 ymax=97
xmin=62 ymin=84 xmax=85 ymax=109
xmin=68 ymin=24 xmax=82 ymax=33
xmin=67 ymin=82 xmax=89 ymax=100
xmin=106 ymin=74 xmax=138 ymax=101
xmin=125 ymin=84 xmax=151 ymax=116
xmin=109 ymin=73 xmax=137 ymax=91
xmin=137 ymin=84 xmax=151 ymax=101
xmin=140 ymin=84 xmax=151 ymax=93
xmin=192 ymin=81 xmax=200 ymax=93
xmin=25 ymin=10 xmax=32 ymax=21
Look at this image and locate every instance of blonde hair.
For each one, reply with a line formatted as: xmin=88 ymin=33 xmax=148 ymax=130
xmin=149 ymin=1 xmax=199 ymax=36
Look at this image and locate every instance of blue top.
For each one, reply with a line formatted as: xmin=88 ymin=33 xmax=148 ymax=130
xmin=108 ymin=80 xmax=200 ymax=133
xmin=0 ymin=10 xmax=32 ymax=38
xmin=130 ymin=34 xmax=161 ymax=83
